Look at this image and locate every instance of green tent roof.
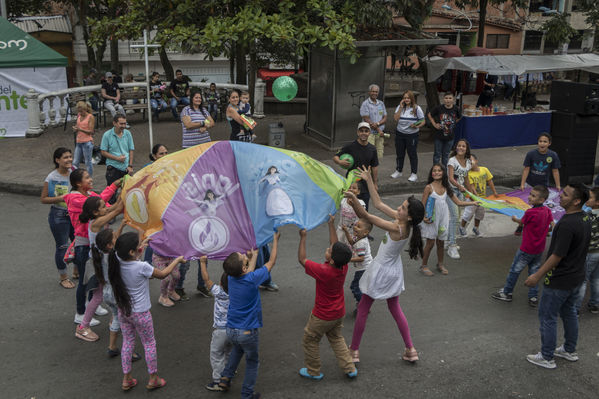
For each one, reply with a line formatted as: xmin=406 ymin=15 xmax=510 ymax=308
xmin=0 ymin=16 xmax=67 ymax=68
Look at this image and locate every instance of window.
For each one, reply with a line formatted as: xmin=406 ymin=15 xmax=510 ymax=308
xmin=568 ymin=30 xmax=585 ymax=50
xmin=436 ymin=32 xmax=458 ymax=45
xmin=486 ymin=34 xmax=510 ymax=49
xmin=528 ymin=0 xmax=555 ymax=12
xmin=523 ymin=31 xmax=543 ymax=51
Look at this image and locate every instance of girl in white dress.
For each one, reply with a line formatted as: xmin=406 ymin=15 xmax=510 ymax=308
xmin=259 ymin=166 xmax=293 ymax=216
xmin=420 ymin=164 xmax=478 ymax=276
xmin=344 ymin=166 xmax=425 ymax=365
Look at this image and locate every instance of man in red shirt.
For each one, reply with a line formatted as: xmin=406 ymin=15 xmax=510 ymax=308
xmin=297 ymin=216 xmax=357 ymax=380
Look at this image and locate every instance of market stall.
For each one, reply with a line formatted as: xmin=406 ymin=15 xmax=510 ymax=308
xmin=427 ymin=54 xmax=599 ymax=149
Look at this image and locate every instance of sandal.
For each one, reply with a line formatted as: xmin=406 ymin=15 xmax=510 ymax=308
xmin=122 ymin=377 xmax=138 ymax=391
xmin=158 ymin=296 xmax=175 ymax=307
xmin=437 ymin=264 xmax=449 ymax=275
xmin=59 ymin=278 xmax=75 ymax=289
xmin=402 ymin=347 xmax=419 ymax=363
xmin=146 ymin=377 xmax=166 ymax=390
xmin=419 ymin=266 xmax=434 ymax=277
xmin=349 ymin=349 xmax=360 ymax=363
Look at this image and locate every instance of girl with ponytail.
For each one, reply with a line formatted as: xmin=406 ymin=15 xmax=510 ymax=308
xmin=343 ymin=166 xmax=424 ymax=365
xmin=108 ymin=231 xmax=185 ymax=391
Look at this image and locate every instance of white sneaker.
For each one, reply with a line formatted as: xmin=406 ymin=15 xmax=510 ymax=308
xmin=408 ymin=173 xmax=418 ymax=182
xmin=447 ymin=244 xmax=460 ymax=259
xmin=391 ymin=170 xmax=402 ymax=179
xmin=526 ymin=352 xmax=556 ymax=369
xmin=74 ymin=313 xmax=101 ymax=327
xmin=95 ymin=304 xmax=108 ymax=316
xmin=444 ymin=241 xmax=460 ymax=250
xmin=554 ymin=345 xmax=579 ymax=361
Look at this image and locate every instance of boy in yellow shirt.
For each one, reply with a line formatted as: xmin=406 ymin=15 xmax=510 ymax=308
xmin=459 ymin=154 xmax=498 ymax=236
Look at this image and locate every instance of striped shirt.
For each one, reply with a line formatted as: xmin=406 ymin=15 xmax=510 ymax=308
xmin=395 ymin=105 xmax=424 ymax=134
xmin=181 ymin=105 xmax=211 ymax=148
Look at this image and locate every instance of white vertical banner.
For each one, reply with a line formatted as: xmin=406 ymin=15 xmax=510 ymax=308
xmin=0 ymin=66 xmax=67 ymax=138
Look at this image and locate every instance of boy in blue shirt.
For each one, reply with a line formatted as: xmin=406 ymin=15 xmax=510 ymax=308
xmin=218 ymin=232 xmax=280 ymax=399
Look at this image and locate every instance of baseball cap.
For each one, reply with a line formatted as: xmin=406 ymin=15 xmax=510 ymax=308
xmin=357 ymin=121 xmax=371 ymax=130
xmin=89 ymin=68 xmax=97 ymax=74
xmin=105 ymin=72 xmax=113 ymax=78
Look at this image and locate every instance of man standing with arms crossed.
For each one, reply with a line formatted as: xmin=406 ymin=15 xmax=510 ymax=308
xmin=525 ymin=183 xmax=591 ymax=369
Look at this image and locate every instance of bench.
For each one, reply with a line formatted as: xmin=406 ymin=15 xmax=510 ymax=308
xmin=103 ymin=87 xmax=148 ymax=126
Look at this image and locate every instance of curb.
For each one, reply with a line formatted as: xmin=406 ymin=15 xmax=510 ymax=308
xmin=0 ymin=181 xmax=44 ymax=197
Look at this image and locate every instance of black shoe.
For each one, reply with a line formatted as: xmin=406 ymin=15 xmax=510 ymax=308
xmin=514 ymin=225 xmax=523 ymax=236
xmin=491 ymin=289 xmax=512 ymax=302
xmin=107 ymin=348 xmax=120 ymax=357
xmin=197 ymin=285 xmax=212 ymax=298
xmin=175 ymin=288 xmax=190 ymax=301
xmin=367 ymin=235 xmax=374 ymax=241
xmin=588 ymin=304 xmax=599 ymax=314
xmin=528 ymin=297 xmax=538 ymax=307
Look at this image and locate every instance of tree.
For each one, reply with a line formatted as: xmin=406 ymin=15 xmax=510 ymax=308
xmin=5 ymin=0 xmax=50 ymax=18
xmin=540 ymin=13 xmax=578 ymax=50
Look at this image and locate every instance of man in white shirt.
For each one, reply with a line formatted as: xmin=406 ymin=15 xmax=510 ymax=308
xmin=359 ymin=84 xmax=387 ymax=160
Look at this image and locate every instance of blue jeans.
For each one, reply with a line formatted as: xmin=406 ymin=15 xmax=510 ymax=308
xmin=446 ymin=191 xmax=462 ymax=245
xmin=170 ymin=96 xmax=190 ymax=119
xmin=394 ymin=132 xmax=419 ymax=174
xmin=48 ymin=207 xmax=73 ymax=275
xmin=538 ymin=285 xmax=582 ymax=360
xmin=503 ymin=249 xmax=543 ymax=298
xmin=150 ymin=98 xmax=168 ymax=116
xmin=433 ymin=139 xmax=453 ymax=168
xmin=575 ymin=251 xmax=599 ymax=310
xmin=222 ymin=328 xmax=260 ymax=399
xmin=208 ymin=103 xmax=218 ymax=119
xmin=350 ymin=270 xmax=365 ymax=303
xmin=176 ymin=260 xmax=205 ymax=290
xmin=73 ymin=141 xmax=94 ymax=176
xmin=74 ymin=244 xmax=90 ymax=314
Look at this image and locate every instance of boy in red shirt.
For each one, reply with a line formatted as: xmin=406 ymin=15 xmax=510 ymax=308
xmin=297 ymin=216 xmax=357 ymax=380
xmin=492 ymin=185 xmax=554 ymax=306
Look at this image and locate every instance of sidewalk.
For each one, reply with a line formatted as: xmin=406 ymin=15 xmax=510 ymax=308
xmin=0 ymin=108 xmax=587 ymax=197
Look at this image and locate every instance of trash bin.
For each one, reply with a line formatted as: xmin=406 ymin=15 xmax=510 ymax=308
xmin=268 ymin=122 xmax=286 ymax=148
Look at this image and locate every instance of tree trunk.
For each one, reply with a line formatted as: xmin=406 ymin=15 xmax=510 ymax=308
xmin=110 ymin=37 xmax=119 ymax=72
xmin=416 ymin=46 xmax=440 ymax=114
xmin=235 ymin=43 xmax=247 ymax=85
xmin=229 ymin=43 xmax=236 ymax=83
xmin=477 ymin=0 xmax=488 ymax=48
xmin=248 ymin=48 xmax=257 ymax=111
xmin=159 ymin=47 xmax=174 ymax=82
xmin=95 ymin=41 xmax=107 ymax=71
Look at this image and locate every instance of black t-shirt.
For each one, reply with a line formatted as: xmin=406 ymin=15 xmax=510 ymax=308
xmin=102 ymin=81 xmax=120 ymax=98
xmin=149 ymin=80 xmax=164 ymax=99
xmin=545 ymin=211 xmax=591 ymax=290
xmin=336 ymin=140 xmax=379 ymax=193
xmin=170 ymin=79 xmax=189 ymax=98
xmin=430 ymin=105 xmax=461 ymax=141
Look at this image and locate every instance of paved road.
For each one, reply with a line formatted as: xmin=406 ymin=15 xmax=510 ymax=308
xmin=1 ymin=191 xmax=598 ymax=398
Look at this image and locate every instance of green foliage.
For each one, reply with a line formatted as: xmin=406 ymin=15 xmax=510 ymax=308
xmin=390 ymin=0 xmax=436 ymax=31
xmin=6 ymin=0 xmax=50 ymax=18
xmin=540 ymin=13 xmax=578 ymax=45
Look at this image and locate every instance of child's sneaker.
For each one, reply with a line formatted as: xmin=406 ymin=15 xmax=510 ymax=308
xmin=346 ymin=368 xmax=358 ymax=379
xmin=447 ymin=244 xmax=460 ymax=259
xmin=75 ymin=325 xmax=99 ymax=342
xmin=554 ymin=345 xmax=579 ymax=361
xmin=491 ymin=289 xmax=512 ymax=302
xmin=299 ymin=367 xmax=324 ymax=380
xmin=458 ymin=226 xmax=467 ymax=237
xmin=526 ymin=352 xmax=556 ymax=369
xmin=472 ymin=227 xmax=481 ymax=237
xmin=588 ymin=304 xmax=599 ymax=314
xmin=528 ymin=297 xmax=538 ymax=307
xmin=205 ymin=381 xmax=224 ymax=391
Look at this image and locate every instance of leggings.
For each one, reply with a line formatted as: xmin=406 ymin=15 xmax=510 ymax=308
xmin=350 ymin=294 xmax=413 ymax=350
xmin=152 ymin=254 xmax=181 ymax=296
xmin=119 ymin=310 xmax=158 ymax=374
xmin=80 ymin=283 xmax=103 ymax=329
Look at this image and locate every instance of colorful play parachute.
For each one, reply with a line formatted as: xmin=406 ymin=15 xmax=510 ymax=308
xmin=121 ymin=141 xmax=346 ymax=260
xmin=467 ymin=187 xmax=564 ymax=220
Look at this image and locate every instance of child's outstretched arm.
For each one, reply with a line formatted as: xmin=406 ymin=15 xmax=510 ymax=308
xmin=342 ymin=226 xmax=356 ymax=246
xmin=298 ymin=229 xmax=307 ymax=268
xmin=246 ymin=248 xmax=259 ymax=272
xmin=520 ymin=167 xmax=530 ymax=191
xmin=552 ymin=169 xmax=561 ymax=191
xmin=450 ymin=192 xmax=479 ymax=207
xmin=357 ymin=166 xmax=396 ymax=219
xmin=153 ymin=256 xmax=185 ymax=279
xmin=199 ymin=256 xmax=214 ymax=291
xmin=344 ymin=191 xmax=401 ymax=234
xmin=328 ymin=215 xmax=338 ymax=246
xmin=487 ymin=178 xmax=498 ymax=197
xmin=511 ymin=215 xmax=523 ymax=225
xmin=264 ymin=232 xmax=280 ymax=272
xmin=91 ymin=200 xmax=124 ymax=232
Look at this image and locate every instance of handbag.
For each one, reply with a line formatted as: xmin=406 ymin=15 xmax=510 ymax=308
xmin=63 ymin=240 xmax=76 ymax=264
xmin=240 ymin=114 xmax=257 ymax=130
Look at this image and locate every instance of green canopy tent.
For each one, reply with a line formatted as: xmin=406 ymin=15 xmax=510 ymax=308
xmin=0 ymin=16 xmax=68 ymax=137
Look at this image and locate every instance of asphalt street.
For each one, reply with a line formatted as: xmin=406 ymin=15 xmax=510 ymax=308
xmin=1 ymin=191 xmax=598 ymax=399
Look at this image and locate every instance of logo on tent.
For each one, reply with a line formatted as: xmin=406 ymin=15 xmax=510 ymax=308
xmin=0 ymin=40 xmax=27 ymax=51
xmin=0 ymin=128 xmax=6 ymax=137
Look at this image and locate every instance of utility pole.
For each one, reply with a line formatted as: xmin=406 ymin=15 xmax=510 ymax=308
xmin=1 ymin=0 xmax=8 ymax=18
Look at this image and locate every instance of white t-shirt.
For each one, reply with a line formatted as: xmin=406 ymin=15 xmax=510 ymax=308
xmin=447 ymin=156 xmax=472 ymax=189
xmin=119 ymin=260 xmax=154 ymax=313
xmin=394 ymin=105 xmax=424 ymax=134
xmin=352 ymin=237 xmax=373 ymax=271
xmin=45 ymin=169 xmax=71 ymax=209
xmin=210 ymin=284 xmax=229 ymax=329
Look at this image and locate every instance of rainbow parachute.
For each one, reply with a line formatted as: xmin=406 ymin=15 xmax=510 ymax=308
xmin=121 ymin=141 xmax=346 ymax=260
